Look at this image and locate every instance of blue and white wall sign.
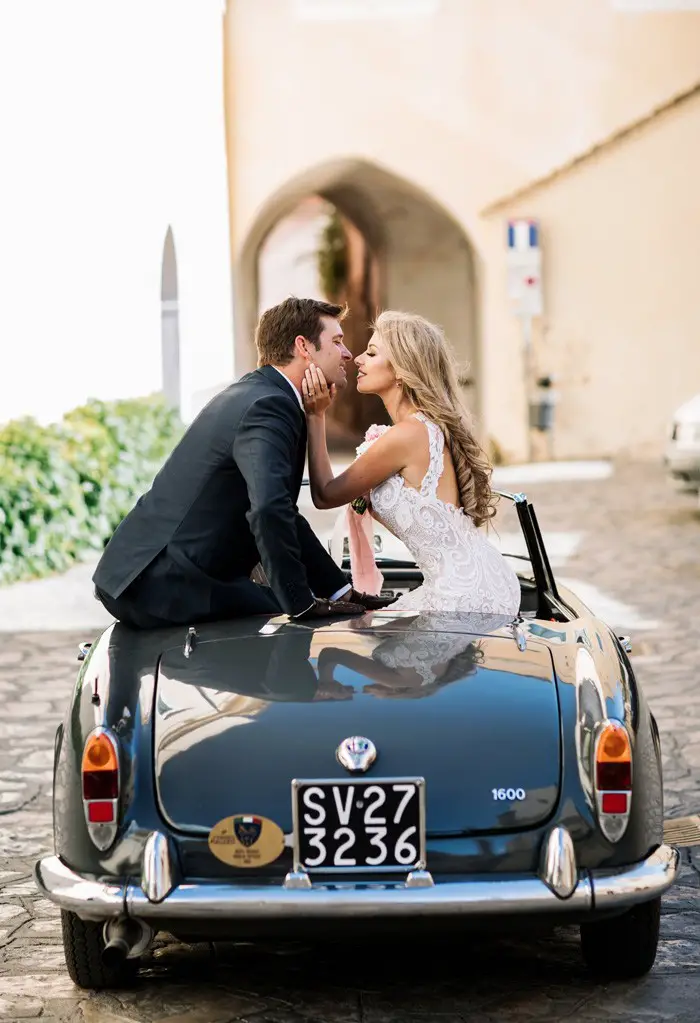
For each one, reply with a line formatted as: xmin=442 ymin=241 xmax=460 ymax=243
xmin=506 ymin=218 xmax=543 ymax=317
xmin=507 ymin=219 xmax=539 ymax=251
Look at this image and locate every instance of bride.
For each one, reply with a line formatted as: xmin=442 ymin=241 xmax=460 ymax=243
xmin=301 ymin=310 xmax=521 ymax=616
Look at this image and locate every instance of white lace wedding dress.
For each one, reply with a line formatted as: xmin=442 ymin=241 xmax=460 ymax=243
xmin=358 ymin=413 xmax=521 ymax=616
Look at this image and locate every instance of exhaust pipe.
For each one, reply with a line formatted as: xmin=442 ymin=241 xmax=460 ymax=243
xmin=102 ymin=932 xmax=130 ymax=968
xmin=102 ymin=917 xmax=153 ymax=967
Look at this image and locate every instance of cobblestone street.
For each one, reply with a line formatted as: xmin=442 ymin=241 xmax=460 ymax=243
xmin=1 ymin=462 xmax=699 ymax=1022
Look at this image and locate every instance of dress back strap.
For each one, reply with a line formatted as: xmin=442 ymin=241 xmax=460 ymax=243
xmin=413 ymin=412 xmax=445 ymax=498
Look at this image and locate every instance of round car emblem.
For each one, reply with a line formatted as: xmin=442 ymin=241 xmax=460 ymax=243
xmin=336 ymin=735 xmax=377 ymax=773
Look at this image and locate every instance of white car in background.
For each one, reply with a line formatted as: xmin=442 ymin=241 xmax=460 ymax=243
xmin=665 ymin=393 xmax=700 ymax=497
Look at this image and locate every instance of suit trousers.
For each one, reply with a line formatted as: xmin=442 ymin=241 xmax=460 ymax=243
xmin=94 ymin=576 xmax=282 ymax=630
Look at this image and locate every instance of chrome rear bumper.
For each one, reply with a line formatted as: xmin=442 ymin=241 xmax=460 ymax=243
xmin=34 ymin=844 xmax=679 ymax=923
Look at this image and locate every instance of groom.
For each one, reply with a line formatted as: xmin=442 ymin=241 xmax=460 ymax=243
xmin=93 ymin=297 xmax=390 ymax=629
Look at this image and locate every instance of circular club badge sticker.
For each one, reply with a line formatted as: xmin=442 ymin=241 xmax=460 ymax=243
xmin=208 ymin=814 xmax=285 ymax=868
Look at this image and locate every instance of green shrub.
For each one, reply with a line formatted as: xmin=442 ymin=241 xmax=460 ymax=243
xmin=0 ymin=394 xmax=183 ymax=585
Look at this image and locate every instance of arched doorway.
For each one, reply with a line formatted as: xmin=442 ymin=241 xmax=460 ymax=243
xmin=161 ymin=226 xmax=181 ymax=409
xmin=237 ymin=159 xmax=479 ymax=448
xmin=256 ymin=195 xmax=386 ymax=445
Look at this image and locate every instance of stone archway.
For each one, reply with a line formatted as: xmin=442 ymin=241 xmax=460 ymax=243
xmin=236 ymin=159 xmax=480 ymax=434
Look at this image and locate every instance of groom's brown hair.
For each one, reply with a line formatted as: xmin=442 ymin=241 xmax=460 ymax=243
xmin=255 ymin=296 xmax=345 ymax=367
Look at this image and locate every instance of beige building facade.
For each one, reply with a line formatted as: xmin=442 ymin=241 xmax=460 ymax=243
xmin=2 ymin=0 xmax=699 ymax=463
xmin=225 ymin=0 xmax=700 ymax=462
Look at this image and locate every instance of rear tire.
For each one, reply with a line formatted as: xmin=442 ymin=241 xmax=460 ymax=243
xmin=61 ymin=910 xmax=139 ymax=989
xmin=580 ymin=897 xmax=661 ymax=979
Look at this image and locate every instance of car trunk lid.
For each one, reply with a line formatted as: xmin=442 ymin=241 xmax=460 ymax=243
xmin=153 ymin=616 xmax=561 ymax=837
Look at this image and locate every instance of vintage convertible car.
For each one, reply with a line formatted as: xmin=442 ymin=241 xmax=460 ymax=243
xmin=34 ymin=491 xmax=679 ymax=989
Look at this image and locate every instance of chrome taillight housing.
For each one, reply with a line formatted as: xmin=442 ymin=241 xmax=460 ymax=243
xmin=81 ymin=727 xmax=119 ymax=851
xmin=593 ymin=719 xmax=632 ymax=842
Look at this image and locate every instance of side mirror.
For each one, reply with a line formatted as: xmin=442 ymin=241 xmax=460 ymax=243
xmin=618 ymin=636 xmax=632 ymax=655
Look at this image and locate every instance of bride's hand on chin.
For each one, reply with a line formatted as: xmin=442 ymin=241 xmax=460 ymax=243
xmin=302 ymin=364 xmax=335 ymax=417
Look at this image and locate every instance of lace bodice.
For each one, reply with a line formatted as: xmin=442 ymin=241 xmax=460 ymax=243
xmin=359 ymin=414 xmax=521 ymax=616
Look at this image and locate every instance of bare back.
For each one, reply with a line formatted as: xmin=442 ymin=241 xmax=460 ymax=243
xmin=398 ymin=417 xmax=461 ymax=509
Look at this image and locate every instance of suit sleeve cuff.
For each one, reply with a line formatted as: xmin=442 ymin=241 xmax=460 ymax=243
xmin=329 ymin=583 xmax=352 ymax=601
xmin=291 ymin=600 xmax=316 ymax=619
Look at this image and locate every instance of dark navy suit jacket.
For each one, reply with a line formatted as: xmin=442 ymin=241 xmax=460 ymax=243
xmin=93 ymin=366 xmax=346 ymax=622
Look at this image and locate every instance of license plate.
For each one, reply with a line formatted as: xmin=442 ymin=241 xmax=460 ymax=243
xmin=292 ymin=777 xmax=425 ymax=872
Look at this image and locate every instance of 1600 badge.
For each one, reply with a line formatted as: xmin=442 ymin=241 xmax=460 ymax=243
xmin=292 ymin=777 xmax=425 ymax=871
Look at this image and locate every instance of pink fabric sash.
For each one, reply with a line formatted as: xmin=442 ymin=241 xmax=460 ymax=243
xmin=346 ymin=505 xmax=384 ymax=596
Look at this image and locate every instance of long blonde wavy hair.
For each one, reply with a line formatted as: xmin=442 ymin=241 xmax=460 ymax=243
xmin=372 ymin=310 xmax=497 ymax=528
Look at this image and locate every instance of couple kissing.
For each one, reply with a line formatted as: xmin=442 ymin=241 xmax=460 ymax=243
xmin=94 ymin=297 xmax=519 ymax=630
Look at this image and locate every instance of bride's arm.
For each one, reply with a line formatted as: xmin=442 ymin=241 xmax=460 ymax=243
xmin=303 ymin=365 xmax=417 ymax=510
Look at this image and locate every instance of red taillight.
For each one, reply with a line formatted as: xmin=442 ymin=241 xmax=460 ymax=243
xmin=83 ymin=770 xmax=118 ymax=799
xmin=88 ymin=800 xmax=116 ymax=823
xmin=596 ymin=760 xmax=631 ymax=791
xmin=82 ymin=729 xmax=119 ymax=850
xmin=594 ymin=720 xmax=632 ymax=841
xmin=601 ymin=792 xmax=628 ymax=814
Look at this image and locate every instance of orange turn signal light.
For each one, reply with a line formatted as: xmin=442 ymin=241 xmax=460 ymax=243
xmin=597 ymin=722 xmax=631 ymax=763
xmin=82 ymin=731 xmax=118 ymax=773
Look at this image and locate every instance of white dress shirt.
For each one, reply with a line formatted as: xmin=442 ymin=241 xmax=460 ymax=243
xmin=271 ymin=366 xmax=304 ymax=410
xmin=270 ymin=367 xmax=351 ymax=603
